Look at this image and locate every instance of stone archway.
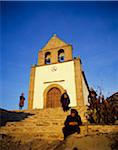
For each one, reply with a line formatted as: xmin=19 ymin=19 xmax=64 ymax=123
xmin=43 ymin=84 xmax=64 ymax=108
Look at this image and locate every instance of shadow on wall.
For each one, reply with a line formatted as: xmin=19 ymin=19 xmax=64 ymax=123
xmin=0 ymin=108 xmax=34 ymax=126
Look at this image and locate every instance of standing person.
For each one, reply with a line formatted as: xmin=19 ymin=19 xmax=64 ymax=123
xmin=19 ymin=93 xmax=25 ymax=110
xmin=62 ymin=109 xmax=82 ymax=140
xmin=88 ymin=88 xmax=97 ymax=108
xmin=60 ymin=90 xmax=70 ymax=112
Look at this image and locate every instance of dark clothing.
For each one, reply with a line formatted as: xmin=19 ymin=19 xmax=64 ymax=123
xmin=88 ymin=90 xmax=97 ymax=108
xmin=63 ymin=114 xmax=82 ymax=139
xmin=19 ymin=96 xmax=25 ymax=110
xmin=63 ymin=126 xmax=80 ymax=140
xmin=64 ymin=114 xmax=82 ymax=126
xmin=60 ymin=92 xmax=70 ymax=112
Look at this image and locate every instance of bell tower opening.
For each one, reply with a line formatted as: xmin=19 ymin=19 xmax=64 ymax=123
xmin=45 ymin=52 xmax=51 ymax=64
xmin=58 ymin=49 xmax=65 ymax=62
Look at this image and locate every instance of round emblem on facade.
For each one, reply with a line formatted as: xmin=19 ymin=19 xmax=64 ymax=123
xmin=51 ymin=66 xmax=57 ymax=72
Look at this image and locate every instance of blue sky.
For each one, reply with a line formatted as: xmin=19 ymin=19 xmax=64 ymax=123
xmin=1 ymin=1 xmax=118 ymax=110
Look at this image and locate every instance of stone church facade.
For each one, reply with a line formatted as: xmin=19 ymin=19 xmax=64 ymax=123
xmin=28 ymin=35 xmax=89 ymax=109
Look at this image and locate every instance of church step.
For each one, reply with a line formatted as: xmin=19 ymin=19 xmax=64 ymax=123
xmin=1 ymin=125 xmax=117 ymax=143
xmin=1 ymin=125 xmax=117 ymax=134
xmin=0 ymin=106 xmax=87 ymax=135
xmin=5 ymin=118 xmax=87 ymax=128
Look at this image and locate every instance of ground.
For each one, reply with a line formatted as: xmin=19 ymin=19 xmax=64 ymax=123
xmin=0 ymin=107 xmax=118 ymax=150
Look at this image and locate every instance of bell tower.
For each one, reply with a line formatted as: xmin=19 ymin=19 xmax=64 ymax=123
xmin=38 ymin=34 xmax=73 ymax=65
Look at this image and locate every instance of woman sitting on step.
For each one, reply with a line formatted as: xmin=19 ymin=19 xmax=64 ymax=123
xmin=62 ymin=109 xmax=82 ymax=140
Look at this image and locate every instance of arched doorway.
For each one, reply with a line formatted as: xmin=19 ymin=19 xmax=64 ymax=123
xmin=43 ymin=84 xmax=64 ymax=108
xmin=46 ymin=87 xmax=61 ymax=108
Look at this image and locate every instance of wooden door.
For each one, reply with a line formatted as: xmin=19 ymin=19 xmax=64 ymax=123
xmin=46 ymin=87 xmax=61 ymax=108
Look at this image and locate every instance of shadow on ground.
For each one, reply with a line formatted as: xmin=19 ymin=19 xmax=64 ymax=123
xmin=0 ymin=108 xmax=34 ymax=126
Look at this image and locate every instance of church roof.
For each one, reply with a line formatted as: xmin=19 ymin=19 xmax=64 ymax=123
xmin=41 ymin=34 xmax=70 ymax=51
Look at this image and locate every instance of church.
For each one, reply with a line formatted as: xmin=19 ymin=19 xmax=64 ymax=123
xmin=28 ymin=34 xmax=89 ymax=109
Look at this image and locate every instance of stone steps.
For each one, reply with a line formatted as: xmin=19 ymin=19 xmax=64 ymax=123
xmin=1 ymin=106 xmax=118 ymax=150
xmin=0 ymin=106 xmax=88 ymax=141
xmin=3 ymin=106 xmax=87 ymax=126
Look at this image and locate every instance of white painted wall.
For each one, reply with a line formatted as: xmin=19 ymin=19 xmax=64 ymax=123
xmin=82 ymin=75 xmax=89 ymax=105
xmin=33 ymin=61 xmax=77 ymax=109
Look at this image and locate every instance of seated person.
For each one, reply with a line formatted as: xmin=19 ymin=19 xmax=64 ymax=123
xmin=62 ymin=109 xmax=82 ymax=140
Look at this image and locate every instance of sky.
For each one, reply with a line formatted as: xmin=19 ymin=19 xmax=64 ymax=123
xmin=1 ymin=1 xmax=118 ymax=110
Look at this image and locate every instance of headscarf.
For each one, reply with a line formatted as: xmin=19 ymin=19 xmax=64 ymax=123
xmin=71 ymin=109 xmax=78 ymax=116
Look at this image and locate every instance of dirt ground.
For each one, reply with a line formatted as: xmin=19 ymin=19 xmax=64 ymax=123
xmin=1 ymin=132 xmax=118 ymax=150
